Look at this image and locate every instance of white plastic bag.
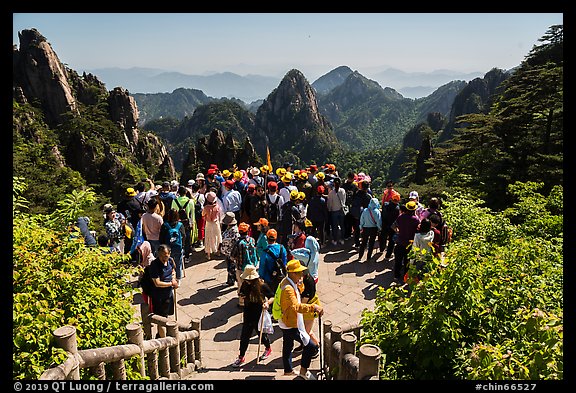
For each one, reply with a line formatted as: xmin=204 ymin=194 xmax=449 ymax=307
xmin=258 ymin=309 xmax=274 ymax=334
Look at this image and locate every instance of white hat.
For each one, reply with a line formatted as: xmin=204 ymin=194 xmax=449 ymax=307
xmin=196 ymin=173 xmax=205 ymax=181
xmin=187 ymin=179 xmax=195 ymax=186
xmin=149 ymin=189 xmax=158 ymax=197
xmin=170 ymin=180 xmax=179 ymax=187
xmin=240 ymin=265 xmax=259 ymax=280
xmin=409 ymin=191 xmax=419 ymax=199
xmin=250 ymin=167 xmax=260 ymax=176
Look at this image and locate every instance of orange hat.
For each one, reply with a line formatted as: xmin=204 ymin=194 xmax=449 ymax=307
xmin=391 ymin=194 xmax=401 ymax=202
xmin=254 ymin=217 xmax=269 ymax=227
xmin=266 ymin=229 xmax=277 ymax=240
xmin=238 ymin=222 xmax=250 ymax=233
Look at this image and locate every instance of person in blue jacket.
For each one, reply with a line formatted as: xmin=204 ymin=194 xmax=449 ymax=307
xmin=358 ymin=197 xmax=382 ymax=263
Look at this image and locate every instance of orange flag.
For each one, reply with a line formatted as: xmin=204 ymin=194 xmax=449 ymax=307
xmin=266 ymin=146 xmax=273 ymax=173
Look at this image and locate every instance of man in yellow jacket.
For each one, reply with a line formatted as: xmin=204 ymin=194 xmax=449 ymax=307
xmin=278 ymin=259 xmax=324 ymax=380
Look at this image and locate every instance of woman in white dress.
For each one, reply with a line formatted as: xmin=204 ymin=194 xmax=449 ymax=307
xmin=202 ymin=191 xmax=222 ymax=259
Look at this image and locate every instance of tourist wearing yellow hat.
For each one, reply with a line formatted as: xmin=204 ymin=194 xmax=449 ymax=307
xmin=277 ymin=259 xmax=323 ymax=380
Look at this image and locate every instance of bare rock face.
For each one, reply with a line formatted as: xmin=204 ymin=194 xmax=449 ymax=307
xmin=254 ymin=69 xmax=338 ymax=164
xmin=13 ymin=28 xmax=79 ymax=126
xmin=135 ymin=132 xmax=177 ymax=182
xmin=187 ymin=128 xmax=262 ymax=177
xmin=108 ymin=87 xmax=140 ymax=148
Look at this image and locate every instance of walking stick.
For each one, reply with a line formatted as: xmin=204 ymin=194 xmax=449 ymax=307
xmin=256 ymin=306 xmax=265 ymax=364
xmin=173 ymin=287 xmax=178 ymax=322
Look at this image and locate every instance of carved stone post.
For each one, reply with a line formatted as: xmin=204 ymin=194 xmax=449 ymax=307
xmin=191 ymin=318 xmax=202 ymax=368
xmin=338 ymin=332 xmax=356 ymax=380
xmin=166 ymin=321 xmax=181 ymax=378
xmin=358 ymin=344 xmax=381 ymax=380
xmin=127 ymin=323 xmax=146 ymax=378
xmin=53 ymin=326 xmax=80 ymax=380
xmin=329 ymin=325 xmax=342 ymax=376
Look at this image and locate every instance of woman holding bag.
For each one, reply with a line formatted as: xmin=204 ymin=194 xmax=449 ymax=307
xmin=232 ymin=265 xmax=274 ymax=368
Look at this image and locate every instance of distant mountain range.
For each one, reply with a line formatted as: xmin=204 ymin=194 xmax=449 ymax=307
xmin=87 ymin=66 xmax=484 ymax=101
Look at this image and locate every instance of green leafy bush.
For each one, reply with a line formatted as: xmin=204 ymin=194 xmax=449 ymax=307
xmin=13 ymin=180 xmax=140 ymax=379
xmin=359 ymin=184 xmax=562 ymax=379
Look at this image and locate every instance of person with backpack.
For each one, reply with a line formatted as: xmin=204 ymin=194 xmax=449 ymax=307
xmin=276 ymin=259 xmax=324 ymax=380
xmin=159 ymin=208 xmax=186 ymax=284
xmin=136 ymin=240 xmax=156 ymax=313
xmin=232 ymin=265 xmax=274 ymax=368
xmin=221 ymin=212 xmax=240 ymax=286
xmin=190 ymin=182 xmax=205 ymax=248
xmin=264 ymin=181 xmax=281 ymax=230
xmin=158 ymin=181 xmax=176 ymax=220
xmin=342 ymin=172 xmax=358 ymax=240
xmin=358 ymin=197 xmax=382 ymax=263
xmin=391 ymin=200 xmax=421 ymax=283
xmin=428 ymin=213 xmax=451 ymax=256
xmin=350 ymin=180 xmax=372 ymax=249
xmin=379 ymin=193 xmax=401 ymax=259
xmin=249 ymin=184 xmax=267 ymax=240
xmin=307 ymin=185 xmax=329 ymax=247
xmin=253 ymin=217 xmax=270 ymax=265
xmin=258 ymin=229 xmax=288 ymax=294
xmin=172 ymin=186 xmax=195 ymax=261
xmin=278 ymin=190 xmax=301 ymax=249
xmin=230 ymin=222 xmax=258 ymax=307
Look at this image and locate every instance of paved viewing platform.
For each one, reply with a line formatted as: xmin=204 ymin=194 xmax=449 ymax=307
xmin=135 ymin=239 xmax=393 ymax=380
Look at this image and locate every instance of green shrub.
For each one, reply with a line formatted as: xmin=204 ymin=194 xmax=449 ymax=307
xmin=359 ymin=184 xmax=563 ymax=380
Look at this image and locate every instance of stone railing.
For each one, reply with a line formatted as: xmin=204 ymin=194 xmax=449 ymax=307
xmin=39 ymin=303 xmax=201 ymax=380
xmin=320 ymin=319 xmax=381 ymax=380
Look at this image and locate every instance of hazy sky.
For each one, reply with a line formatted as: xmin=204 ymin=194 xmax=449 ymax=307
xmin=13 ymin=13 xmax=563 ymax=80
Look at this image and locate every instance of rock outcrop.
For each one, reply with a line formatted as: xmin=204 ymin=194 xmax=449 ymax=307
xmin=254 ymin=69 xmax=339 ymax=165
xmin=108 ymin=87 xmax=140 ymax=148
xmin=13 ymin=28 xmax=79 ymax=126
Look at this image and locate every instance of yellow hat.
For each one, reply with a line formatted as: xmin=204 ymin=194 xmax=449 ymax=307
xmin=234 ymin=171 xmax=243 ymax=180
xmin=290 ymin=190 xmax=299 ymax=200
xmin=286 ymin=259 xmax=307 ymax=273
xmin=298 ymin=171 xmax=308 ymax=180
xmin=282 ymin=173 xmax=293 ymax=183
xmin=298 ymin=191 xmax=306 ymax=200
xmin=406 ymin=201 xmax=417 ymax=211
xmin=222 ymin=169 xmax=231 ymax=178
xmin=260 ymin=164 xmax=270 ymax=173
xmin=317 ymin=172 xmax=325 ymax=180
xmin=276 ymin=167 xmax=286 ymax=177
xmin=304 ymin=218 xmax=313 ymax=227
xmin=294 ymin=169 xmax=301 ymax=176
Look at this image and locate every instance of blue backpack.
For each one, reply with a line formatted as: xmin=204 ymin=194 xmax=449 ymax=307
xmin=239 ymin=237 xmax=258 ymax=270
xmin=165 ymin=221 xmax=183 ymax=248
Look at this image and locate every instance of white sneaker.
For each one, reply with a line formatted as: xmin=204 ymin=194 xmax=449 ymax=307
xmin=300 ymin=370 xmax=317 ymax=380
xmin=339 ymin=239 xmax=345 ymax=245
xmin=331 ymin=240 xmax=337 ymax=245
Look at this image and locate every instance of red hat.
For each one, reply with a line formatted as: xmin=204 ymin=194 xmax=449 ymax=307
xmin=309 ymin=165 xmax=318 ymax=171
xmin=210 ymin=164 xmax=218 ymax=169
xmin=247 ymin=183 xmax=256 ymax=189
xmin=267 ymin=181 xmax=277 ymax=191
xmin=207 ymin=168 xmax=216 ymax=175
xmin=224 ymin=179 xmax=235 ymax=189
xmin=317 ymin=185 xmax=325 ymax=194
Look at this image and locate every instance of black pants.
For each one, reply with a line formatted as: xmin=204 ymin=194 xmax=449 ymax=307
xmin=151 ymin=294 xmax=174 ymax=317
xmin=380 ymin=227 xmax=396 ymax=256
xmin=310 ymin=219 xmax=325 ymax=245
xmin=351 ymin=216 xmax=361 ymax=247
xmin=239 ymin=317 xmax=270 ymax=357
xmin=344 ymin=212 xmax=354 ymax=239
xmin=394 ymin=244 xmax=412 ymax=280
xmin=359 ymin=227 xmax=378 ymax=260
xmin=281 ymin=327 xmax=318 ymax=373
